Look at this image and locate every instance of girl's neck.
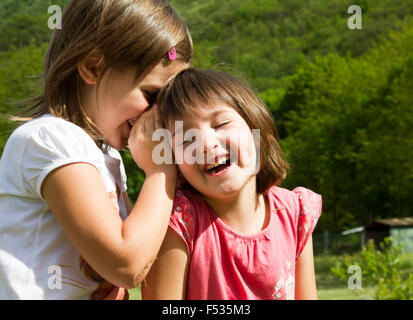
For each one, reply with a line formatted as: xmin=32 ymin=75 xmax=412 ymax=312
xmin=203 ymin=178 xmax=270 ymax=235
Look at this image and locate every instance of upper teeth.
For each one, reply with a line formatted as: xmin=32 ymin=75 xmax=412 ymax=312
xmin=205 ymin=155 xmax=229 ymax=170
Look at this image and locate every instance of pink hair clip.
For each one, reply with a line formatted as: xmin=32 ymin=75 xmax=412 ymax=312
xmin=168 ymin=47 xmax=177 ymax=61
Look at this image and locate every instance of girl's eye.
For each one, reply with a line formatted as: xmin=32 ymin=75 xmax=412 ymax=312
xmin=178 ymin=136 xmax=196 ymax=147
xmin=144 ymin=91 xmax=158 ymax=104
xmin=215 ymin=121 xmax=230 ymax=129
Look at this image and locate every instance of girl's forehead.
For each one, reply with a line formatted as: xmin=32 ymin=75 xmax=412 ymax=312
xmin=189 ymin=103 xmax=236 ymax=120
xmin=167 ymin=103 xmax=240 ymax=131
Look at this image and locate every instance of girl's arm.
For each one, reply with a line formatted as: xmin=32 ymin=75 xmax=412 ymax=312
xmin=43 ymin=107 xmax=176 ymax=289
xmin=43 ymin=164 xmax=175 ymax=289
xmin=141 ymin=228 xmax=189 ymax=299
xmin=294 ymin=236 xmax=318 ymax=300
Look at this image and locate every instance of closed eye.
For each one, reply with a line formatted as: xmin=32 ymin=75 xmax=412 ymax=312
xmin=143 ymin=90 xmax=159 ymax=105
xmin=214 ymin=121 xmax=231 ymax=129
xmin=174 ymin=135 xmax=196 ymax=147
xmin=181 ymin=136 xmax=196 ymax=147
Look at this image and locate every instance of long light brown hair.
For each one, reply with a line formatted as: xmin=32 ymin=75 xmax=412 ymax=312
xmin=157 ymin=68 xmax=289 ymax=194
xmin=15 ymin=0 xmax=193 ymax=145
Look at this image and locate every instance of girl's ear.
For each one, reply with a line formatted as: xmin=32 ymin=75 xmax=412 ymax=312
xmin=77 ymin=50 xmax=105 ymax=85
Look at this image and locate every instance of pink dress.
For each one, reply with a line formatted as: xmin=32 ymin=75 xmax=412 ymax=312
xmin=169 ymin=185 xmax=322 ymax=300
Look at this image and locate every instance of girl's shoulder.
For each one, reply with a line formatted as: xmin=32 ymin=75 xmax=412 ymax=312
xmin=267 ymin=185 xmax=322 ymax=216
xmin=6 ymin=114 xmax=102 ymax=160
xmin=171 ymin=187 xmax=201 ymax=223
xmin=12 ymin=114 xmax=93 ymax=144
xmin=1 ymin=114 xmax=106 ymax=199
xmin=268 ymin=185 xmax=322 ymax=261
xmin=168 ymin=188 xmax=202 ymax=253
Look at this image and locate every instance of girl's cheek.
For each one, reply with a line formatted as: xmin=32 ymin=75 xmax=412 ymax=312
xmin=223 ymin=127 xmax=243 ymax=157
xmin=122 ymin=92 xmax=146 ymax=114
xmin=177 ymin=164 xmax=196 ymax=186
xmin=242 ymin=132 xmax=260 ymax=173
xmin=226 ymin=128 xmax=257 ymax=170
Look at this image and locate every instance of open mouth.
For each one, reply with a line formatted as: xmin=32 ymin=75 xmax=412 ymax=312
xmin=204 ymin=155 xmax=232 ymax=176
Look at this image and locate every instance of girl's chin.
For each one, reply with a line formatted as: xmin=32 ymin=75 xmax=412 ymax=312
xmin=98 ymin=126 xmax=129 ymax=150
xmin=201 ymin=175 xmax=256 ymax=199
xmin=104 ymin=136 xmax=127 ymax=150
xmin=202 ymin=183 xmax=244 ymax=198
xmin=203 ymin=190 xmax=241 ymax=202
xmin=110 ymin=126 xmax=130 ymax=150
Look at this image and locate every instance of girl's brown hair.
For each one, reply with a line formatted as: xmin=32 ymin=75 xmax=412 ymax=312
xmin=16 ymin=0 xmax=192 ymax=144
xmin=157 ymin=68 xmax=289 ymax=194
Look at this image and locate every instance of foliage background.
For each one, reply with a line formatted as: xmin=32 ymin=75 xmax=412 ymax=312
xmin=0 ymin=0 xmax=412 ymax=235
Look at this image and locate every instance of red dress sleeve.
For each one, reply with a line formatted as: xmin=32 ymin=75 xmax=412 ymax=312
xmin=293 ymin=187 xmax=322 ymax=261
xmin=169 ymin=188 xmax=197 ymax=255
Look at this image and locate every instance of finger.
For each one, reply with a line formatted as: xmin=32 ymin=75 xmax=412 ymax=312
xmin=92 ymin=281 xmax=114 ymax=300
xmin=116 ymin=288 xmax=127 ymax=300
xmin=146 ymin=106 xmax=156 ymax=134
xmin=133 ymin=109 xmax=148 ymax=136
xmin=103 ymin=286 xmax=125 ymax=300
xmin=142 ymin=110 xmax=148 ymax=133
xmin=128 ymin=116 xmax=139 ymax=141
xmin=153 ymin=104 xmax=163 ymax=130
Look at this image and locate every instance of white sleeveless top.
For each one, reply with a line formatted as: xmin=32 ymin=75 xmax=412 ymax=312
xmin=0 ymin=114 xmax=128 ymax=299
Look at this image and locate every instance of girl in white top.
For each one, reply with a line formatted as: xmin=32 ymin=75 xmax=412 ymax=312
xmin=0 ymin=0 xmax=192 ymax=299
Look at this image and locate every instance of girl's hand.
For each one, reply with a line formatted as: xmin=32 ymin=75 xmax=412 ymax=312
xmin=92 ymin=281 xmax=129 ymax=300
xmin=80 ymin=256 xmax=129 ymax=300
xmin=128 ymin=105 xmax=176 ymax=177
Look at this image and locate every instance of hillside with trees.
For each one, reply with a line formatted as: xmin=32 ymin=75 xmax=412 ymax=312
xmin=0 ymin=0 xmax=412 ymax=233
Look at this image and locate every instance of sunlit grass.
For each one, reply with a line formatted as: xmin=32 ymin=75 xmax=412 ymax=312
xmin=128 ymin=285 xmax=141 ymax=300
xmin=314 ymin=252 xmax=413 ymax=300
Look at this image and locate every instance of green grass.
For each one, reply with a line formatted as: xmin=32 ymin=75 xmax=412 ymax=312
xmin=127 ymin=253 xmax=413 ymax=300
xmin=317 ymin=286 xmax=376 ymax=300
xmin=128 ymin=285 xmax=142 ymax=300
xmin=314 ymin=253 xmax=376 ymax=300
xmin=314 ymin=252 xmax=413 ymax=300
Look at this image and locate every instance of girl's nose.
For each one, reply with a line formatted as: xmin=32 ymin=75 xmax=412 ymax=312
xmin=203 ymin=144 xmax=218 ymax=154
xmin=202 ymin=128 xmax=221 ymax=154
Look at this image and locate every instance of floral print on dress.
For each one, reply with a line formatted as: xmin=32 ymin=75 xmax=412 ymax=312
xmin=272 ymin=278 xmax=284 ymax=300
xmin=272 ymin=260 xmax=295 ymax=300
xmin=169 ymin=186 xmax=321 ymax=300
xmin=170 ymin=190 xmax=196 ymax=253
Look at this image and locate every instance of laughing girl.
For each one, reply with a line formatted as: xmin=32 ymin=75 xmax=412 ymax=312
xmin=142 ymin=68 xmax=322 ymax=300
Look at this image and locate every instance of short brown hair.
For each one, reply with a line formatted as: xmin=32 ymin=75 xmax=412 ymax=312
xmin=17 ymin=0 xmax=193 ymax=144
xmin=157 ymin=68 xmax=289 ymax=194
